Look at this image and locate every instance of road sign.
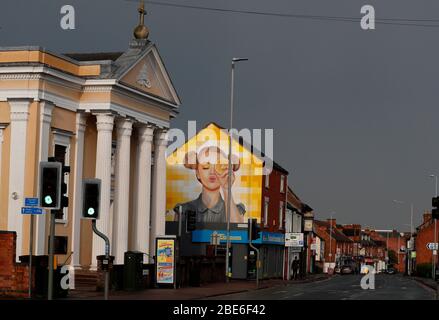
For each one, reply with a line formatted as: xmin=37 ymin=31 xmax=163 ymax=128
xmin=21 ymin=207 xmax=44 ymax=215
xmin=285 ymin=233 xmax=304 ymax=247
xmin=427 ymin=243 xmax=439 ymax=250
xmin=24 ymin=198 xmax=39 ymax=207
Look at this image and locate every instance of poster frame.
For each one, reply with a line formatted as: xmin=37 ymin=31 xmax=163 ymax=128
xmin=155 ymin=235 xmax=177 ymax=288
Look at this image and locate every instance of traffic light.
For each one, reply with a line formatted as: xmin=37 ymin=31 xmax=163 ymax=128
xmin=432 ymin=197 xmax=439 ymax=219
xmin=49 ymin=157 xmax=70 ymax=218
xmin=186 ymin=209 xmax=197 ymax=231
xmin=82 ymin=179 xmax=101 ymax=219
xmin=39 ymin=162 xmax=62 ymax=209
xmin=248 ymin=218 xmax=261 ymax=241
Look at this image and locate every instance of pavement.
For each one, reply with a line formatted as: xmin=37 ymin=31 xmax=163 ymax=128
xmin=66 ymin=274 xmax=329 ymax=300
xmin=207 ymin=274 xmax=436 ymax=300
xmin=412 ymin=276 xmax=439 ymax=294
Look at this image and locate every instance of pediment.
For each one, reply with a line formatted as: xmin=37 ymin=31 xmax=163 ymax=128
xmin=118 ymin=46 xmax=180 ymax=106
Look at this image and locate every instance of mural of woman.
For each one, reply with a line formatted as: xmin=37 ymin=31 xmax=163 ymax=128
xmin=173 ymin=142 xmax=246 ymax=224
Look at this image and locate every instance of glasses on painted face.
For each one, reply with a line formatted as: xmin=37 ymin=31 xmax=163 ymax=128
xmin=199 ymin=163 xmax=229 ymax=175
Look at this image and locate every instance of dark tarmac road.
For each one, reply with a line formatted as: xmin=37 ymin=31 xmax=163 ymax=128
xmin=208 ymin=274 xmax=435 ymax=300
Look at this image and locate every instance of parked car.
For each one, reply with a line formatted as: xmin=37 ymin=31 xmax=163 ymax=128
xmin=340 ymin=265 xmax=354 ymax=275
xmin=334 ymin=266 xmax=341 ymax=274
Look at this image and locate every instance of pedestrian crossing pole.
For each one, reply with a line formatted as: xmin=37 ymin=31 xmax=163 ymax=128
xmin=48 ymin=210 xmax=56 ymax=300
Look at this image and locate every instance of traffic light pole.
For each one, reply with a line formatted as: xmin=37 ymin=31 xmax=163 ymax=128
xmin=248 ymin=219 xmax=260 ymax=289
xmin=92 ymin=220 xmax=110 ymax=300
xmin=48 ymin=211 xmax=55 ymax=300
xmin=28 ymin=214 xmax=34 ymax=299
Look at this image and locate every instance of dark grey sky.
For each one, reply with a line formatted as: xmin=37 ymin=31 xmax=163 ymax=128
xmin=2 ymin=0 xmax=439 ymax=231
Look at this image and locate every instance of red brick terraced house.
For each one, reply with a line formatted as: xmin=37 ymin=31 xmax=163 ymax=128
xmin=314 ymin=219 xmax=353 ymax=272
xmin=414 ymin=212 xmax=438 ymax=276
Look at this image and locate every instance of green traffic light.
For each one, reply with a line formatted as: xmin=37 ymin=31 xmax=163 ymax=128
xmin=44 ymin=195 xmax=53 ymax=205
xmin=87 ymin=207 xmax=95 ymax=216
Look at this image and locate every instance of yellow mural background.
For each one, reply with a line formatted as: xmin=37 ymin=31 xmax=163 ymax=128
xmin=166 ymin=123 xmax=263 ymax=222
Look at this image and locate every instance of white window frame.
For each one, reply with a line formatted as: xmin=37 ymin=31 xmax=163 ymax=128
xmin=264 ymin=197 xmax=269 ymax=226
xmin=52 ymin=129 xmax=73 ymax=225
xmin=279 ymin=201 xmax=284 ymax=230
xmin=280 ymin=175 xmax=285 ymax=193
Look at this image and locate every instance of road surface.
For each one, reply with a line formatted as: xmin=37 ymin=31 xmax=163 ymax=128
xmin=208 ymin=274 xmax=435 ymax=300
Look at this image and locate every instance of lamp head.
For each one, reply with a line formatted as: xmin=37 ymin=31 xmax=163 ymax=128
xmin=232 ymin=57 xmax=249 ymax=63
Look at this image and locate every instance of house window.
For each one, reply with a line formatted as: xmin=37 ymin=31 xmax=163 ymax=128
xmin=279 ymin=201 xmax=284 ymax=230
xmin=280 ymin=175 xmax=285 ymax=193
xmin=265 ymin=174 xmax=269 ymax=189
xmin=51 ymin=130 xmax=72 ymax=224
xmin=264 ymin=198 xmax=269 ymax=226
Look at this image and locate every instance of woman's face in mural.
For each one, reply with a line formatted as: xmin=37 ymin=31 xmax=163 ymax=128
xmin=195 ymin=148 xmax=228 ymax=191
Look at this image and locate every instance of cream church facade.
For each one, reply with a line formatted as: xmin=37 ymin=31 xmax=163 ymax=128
xmin=0 ymin=28 xmax=180 ymax=269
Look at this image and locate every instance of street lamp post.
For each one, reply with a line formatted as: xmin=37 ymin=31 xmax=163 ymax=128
xmin=393 ymin=200 xmax=415 ymax=276
xmin=328 ymin=212 xmax=335 ymax=272
xmin=429 ymin=174 xmax=438 ymax=280
xmin=225 ymin=57 xmax=248 ymax=283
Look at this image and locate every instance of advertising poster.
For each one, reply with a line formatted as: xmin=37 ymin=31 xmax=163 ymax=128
xmin=156 ymin=238 xmax=175 ymax=285
xmin=166 ymin=123 xmax=263 ymax=228
xmin=285 ymin=233 xmax=304 ymax=247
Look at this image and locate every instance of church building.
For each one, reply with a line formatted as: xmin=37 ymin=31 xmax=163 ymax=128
xmin=0 ymin=4 xmax=180 ymax=269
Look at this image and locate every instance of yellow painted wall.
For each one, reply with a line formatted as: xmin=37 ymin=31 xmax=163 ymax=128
xmin=0 ymin=103 xmax=10 ymax=229
xmin=0 ymin=51 xmax=100 ymax=77
xmin=80 ymin=115 xmax=97 ymax=267
xmin=52 ymin=107 xmax=76 ymax=133
xmin=21 ymin=101 xmax=40 ymax=253
xmin=0 ymin=102 xmax=10 ymax=122
xmin=50 ymin=107 xmax=76 ymax=263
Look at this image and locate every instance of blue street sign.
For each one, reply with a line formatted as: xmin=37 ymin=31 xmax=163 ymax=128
xmin=21 ymin=207 xmax=44 ymax=215
xmin=24 ymin=198 xmax=39 ymax=207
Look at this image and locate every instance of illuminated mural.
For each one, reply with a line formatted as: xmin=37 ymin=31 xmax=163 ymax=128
xmin=166 ymin=123 xmax=263 ymax=225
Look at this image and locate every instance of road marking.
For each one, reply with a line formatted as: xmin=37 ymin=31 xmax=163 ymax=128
xmin=293 ymin=292 xmax=303 ymax=297
xmin=272 ymin=290 xmax=287 ymax=294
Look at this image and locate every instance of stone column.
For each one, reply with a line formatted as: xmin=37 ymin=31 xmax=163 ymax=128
xmin=112 ymin=118 xmax=133 ymax=265
xmin=0 ymin=123 xmax=7 ymax=185
xmin=0 ymin=123 xmax=7 ymax=231
xmin=7 ymin=99 xmax=31 ymax=260
xmin=150 ymin=129 xmax=168 ymax=258
xmin=35 ymin=100 xmax=54 ymax=255
xmin=132 ymin=124 xmax=154 ymax=263
xmin=71 ymin=113 xmax=87 ymax=268
xmin=91 ymin=113 xmax=114 ymax=269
